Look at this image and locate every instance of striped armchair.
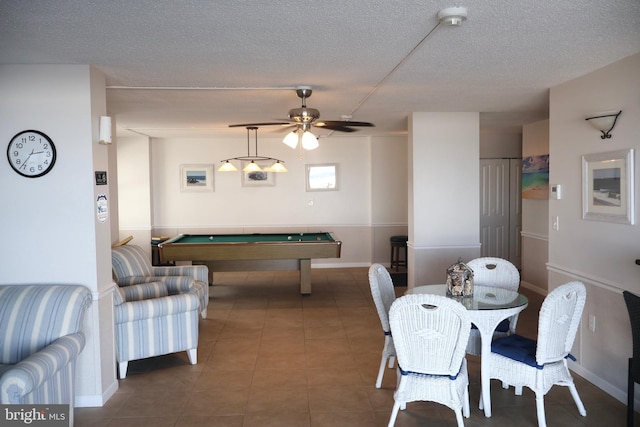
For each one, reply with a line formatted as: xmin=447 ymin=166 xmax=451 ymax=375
xmin=111 ymin=244 xmax=209 ymax=319
xmin=0 ymin=285 xmax=92 ymax=412
xmin=113 ymin=282 xmax=199 ymax=379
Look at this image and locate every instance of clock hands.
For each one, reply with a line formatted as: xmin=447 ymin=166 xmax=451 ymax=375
xmin=18 ymin=149 xmax=44 ymax=170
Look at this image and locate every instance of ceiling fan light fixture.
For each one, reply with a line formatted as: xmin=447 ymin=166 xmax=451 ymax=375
xmin=301 ymin=131 xmax=319 ymax=150
xmin=242 ymin=160 xmax=262 ymax=172
xmin=218 ymin=160 xmax=238 ymax=172
xmin=283 ymin=130 xmax=299 ymax=149
xmin=231 ymin=87 xmax=373 ymax=152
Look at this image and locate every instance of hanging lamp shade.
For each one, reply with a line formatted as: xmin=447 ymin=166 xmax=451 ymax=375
xmin=269 ymin=160 xmax=287 ymax=172
xmin=218 ymin=160 xmax=238 ymax=172
xmin=283 ymin=130 xmax=299 ymax=149
xmin=301 ymin=131 xmax=319 ymax=150
xmin=242 ymin=160 xmax=262 ymax=172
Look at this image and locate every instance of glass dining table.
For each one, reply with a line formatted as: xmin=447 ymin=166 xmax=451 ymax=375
xmin=406 ymin=284 xmax=529 ymax=417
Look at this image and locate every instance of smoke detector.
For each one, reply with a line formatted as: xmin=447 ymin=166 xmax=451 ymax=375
xmin=438 ymin=7 xmax=468 ymax=26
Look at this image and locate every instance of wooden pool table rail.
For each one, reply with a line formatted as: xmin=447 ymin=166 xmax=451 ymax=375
xmin=158 ymin=235 xmax=341 ymax=294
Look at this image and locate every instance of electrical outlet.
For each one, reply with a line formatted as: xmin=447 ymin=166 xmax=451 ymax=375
xmin=588 ymin=314 xmax=596 ymax=332
xmin=552 ymin=216 xmax=559 ymax=231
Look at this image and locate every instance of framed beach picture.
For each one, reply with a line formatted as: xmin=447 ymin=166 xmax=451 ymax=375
xmin=522 ymin=154 xmax=549 ymax=199
xmin=180 ymin=164 xmax=214 ymax=192
xmin=241 ymin=161 xmax=275 ymax=187
xmin=582 ymin=149 xmax=634 ymax=224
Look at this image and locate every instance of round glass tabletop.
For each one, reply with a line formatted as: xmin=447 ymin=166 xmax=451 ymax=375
xmin=407 ymin=284 xmax=528 ymax=311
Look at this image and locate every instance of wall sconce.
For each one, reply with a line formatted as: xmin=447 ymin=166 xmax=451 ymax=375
xmin=99 ymin=116 xmax=112 ymax=144
xmin=585 ymin=110 xmax=621 ymax=139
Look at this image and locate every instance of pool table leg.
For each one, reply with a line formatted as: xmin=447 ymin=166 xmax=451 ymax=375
xmin=300 ymin=259 xmax=311 ymax=295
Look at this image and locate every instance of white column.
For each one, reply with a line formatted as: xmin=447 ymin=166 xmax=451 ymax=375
xmin=407 ymin=112 xmax=481 ymax=287
xmin=0 ymin=64 xmax=118 ymax=406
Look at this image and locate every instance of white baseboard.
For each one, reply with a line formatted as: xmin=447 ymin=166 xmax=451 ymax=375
xmin=312 ymin=262 xmax=370 ymax=269
xmin=569 ymin=362 xmax=628 ymax=406
xmin=75 ymin=379 xmax=118 ymax=408
xmin=519 ymin=280 xmax=547 ymax=296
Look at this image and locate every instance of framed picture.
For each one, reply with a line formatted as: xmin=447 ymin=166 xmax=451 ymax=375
xmin=241 ymin=161 xmax=275 ymax=187
xmin=306 ymin=163 xmax=339 ymax=191
xmin=180 ymin=164 xmax=214 ymax=192
xmin=582 ymin=149 xmax=634 ymax=224
xmin=522 ymin=154 xmax=549 ymax=199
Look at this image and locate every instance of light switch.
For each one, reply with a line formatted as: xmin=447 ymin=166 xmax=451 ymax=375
xmin=551 ymin=184 xmax=562 ymax=200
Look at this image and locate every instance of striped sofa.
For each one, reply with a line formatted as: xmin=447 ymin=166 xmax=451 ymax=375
xmin=113 ymin=281 xmax=199 ymax=379
xmin=0 ymin=285 xmax=92 ymax=412
xmin=111 ymin=244 xmax=209 ymax=319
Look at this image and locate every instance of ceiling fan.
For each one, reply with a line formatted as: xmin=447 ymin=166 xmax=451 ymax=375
xmin=229 ymin=86 xmax=374 ymax=150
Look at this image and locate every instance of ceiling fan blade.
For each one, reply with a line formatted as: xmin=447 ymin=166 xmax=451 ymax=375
xmin=313 ymin=124 xmax=359 ymax=132
xmin=229 ymin=122 xmax=291 ymax=128
xmin=314 ymin=120 xmax=375 ymax=128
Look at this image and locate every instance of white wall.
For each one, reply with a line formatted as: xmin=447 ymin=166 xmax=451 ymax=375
xmin=1 ymin=66 xmax=101 ymax=284
xmin=151 ymin=135 xmax=371 ymax=227
xmin=371 ymin=136 xmax=409 ymax=264
xmin=548 ymin=52 xmax=640 ymax=405
xmin=521 ymin=120 xmax=550 ymax=294
xmin=480 ymin=130 xmax=522 ymax=159
xmin=116 ymin=134 xmax=153 ymax=252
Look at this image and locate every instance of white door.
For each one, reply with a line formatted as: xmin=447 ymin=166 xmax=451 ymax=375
xmin=479 ymin=159 xmax=521 ymax=268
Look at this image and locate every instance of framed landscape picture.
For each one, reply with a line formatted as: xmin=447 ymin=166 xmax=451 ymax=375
xmin=241 ymin=161 xmax=275 ymax=187
xmin=180 ymin=164 xmax=214 ymax=192
xmin=582 ymin=149 xmax=634 ymax=224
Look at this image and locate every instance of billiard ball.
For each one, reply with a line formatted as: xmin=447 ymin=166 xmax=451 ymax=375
xmin=287 ymin=236 xmax=292 ymax=240
xmin=209 ymin=236 xmax=214 ymax=240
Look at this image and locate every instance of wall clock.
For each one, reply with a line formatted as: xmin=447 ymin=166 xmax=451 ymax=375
xmin=6 ymin=130 xmax=57 ymax=178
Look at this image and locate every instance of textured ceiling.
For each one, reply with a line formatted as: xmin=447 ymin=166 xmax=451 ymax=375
xmin=1 ymin=0 xmax=639 ymax=140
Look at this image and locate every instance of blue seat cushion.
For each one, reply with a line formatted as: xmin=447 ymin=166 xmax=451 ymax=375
xmin=492 ymin=334 xmax=577 ymax=369
xmin=491 ymin=334 xmax=540 ymax=368
xmin=471 ymin=318 xmax=510 ymax=333
xmin=399 ymin=361 xmax=463 ymax=380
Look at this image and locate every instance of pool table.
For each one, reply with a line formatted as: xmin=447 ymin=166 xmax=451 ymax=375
xmin=158 ymin=232 xmax=341 ymax=294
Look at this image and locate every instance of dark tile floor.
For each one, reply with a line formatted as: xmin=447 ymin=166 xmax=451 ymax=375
xmin=76 ymin=268 xmax=632 ymax=426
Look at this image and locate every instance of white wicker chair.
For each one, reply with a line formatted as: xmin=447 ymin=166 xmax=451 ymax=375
xmin=465 ymin=257 xmax=520 ymax=355
xmin=388 ymin=294 xmax=471 ymax=427
xmin=484 ymin=281 xmax=587 ymax=427
xmin=368 ymin=263 xmax=397 ymax=388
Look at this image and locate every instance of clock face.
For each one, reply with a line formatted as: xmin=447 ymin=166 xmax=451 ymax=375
xmin=7 ymin=130 xmax=57 ymax=178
